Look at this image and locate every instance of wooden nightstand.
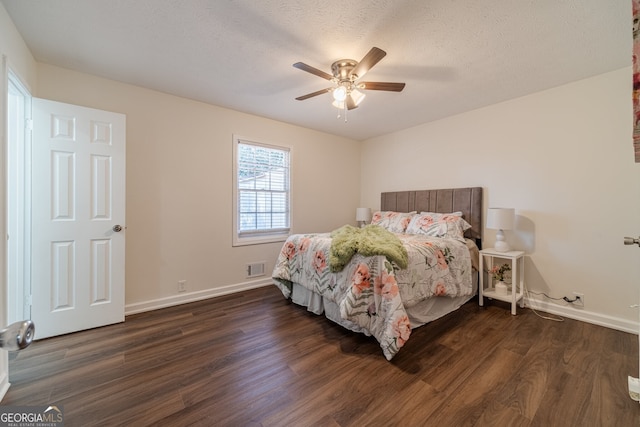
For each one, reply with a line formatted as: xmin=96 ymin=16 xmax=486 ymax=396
xmin=479 ymin=248 xmax=525 ymax=315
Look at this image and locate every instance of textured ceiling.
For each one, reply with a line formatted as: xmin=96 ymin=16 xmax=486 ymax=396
xmin=1 ymin=0 xmax=632 ymax=141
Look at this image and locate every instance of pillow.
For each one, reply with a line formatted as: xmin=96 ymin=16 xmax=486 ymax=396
xmin=370 ymin=211 xmax=416 ymax=233
xmin=406 ymin=211 xmax=471 ymax=240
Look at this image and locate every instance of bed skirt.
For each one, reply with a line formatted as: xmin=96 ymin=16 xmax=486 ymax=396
xmin=289 ymin=272 xmax=478 ymax=335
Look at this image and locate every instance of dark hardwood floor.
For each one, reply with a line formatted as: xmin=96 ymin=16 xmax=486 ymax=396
xmin=3 ymin=285 xmax=639 ymax=426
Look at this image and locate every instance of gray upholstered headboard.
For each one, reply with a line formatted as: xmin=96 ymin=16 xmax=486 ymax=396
xmin=381 ymin=187 xmax=483 ymax=247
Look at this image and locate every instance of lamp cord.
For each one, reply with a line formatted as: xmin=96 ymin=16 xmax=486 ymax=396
xmin=524 ymin=286 xmax=565 ymax=322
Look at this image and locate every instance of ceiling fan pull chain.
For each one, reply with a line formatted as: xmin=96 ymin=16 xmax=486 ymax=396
xmin=336 ymin=101 xmax=348 ymax=122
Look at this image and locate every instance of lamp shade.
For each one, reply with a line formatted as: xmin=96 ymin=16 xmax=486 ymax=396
xmin=350 ymin=89 xmax=366 ymax=106
xmin=333 ymin=86 xmax=347 ymax=102
xmin=356 ymin=207 xmax=372 ymax=222
xmin=486 ymin=208 xmax=515 ymax=230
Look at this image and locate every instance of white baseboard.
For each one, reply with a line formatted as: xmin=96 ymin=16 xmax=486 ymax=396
xmin=0 ymin=372 xmax=10 ymax=403
xmin=125 ymin=278 xmax=274 ymax=316
xmin=525 ymin=295 xmax=639 ymax=335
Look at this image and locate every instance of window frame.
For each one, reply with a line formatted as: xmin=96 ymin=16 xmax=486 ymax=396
xmin=232 ymin=135 xmax=291 ymax=247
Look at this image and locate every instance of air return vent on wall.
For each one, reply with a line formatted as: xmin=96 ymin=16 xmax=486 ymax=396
xmin=246 ymin=262 xmax=266 ymax=278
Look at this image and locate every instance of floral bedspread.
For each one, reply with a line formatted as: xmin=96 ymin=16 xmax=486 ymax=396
xmin=272 ymin=232 xmax=473 ymax=360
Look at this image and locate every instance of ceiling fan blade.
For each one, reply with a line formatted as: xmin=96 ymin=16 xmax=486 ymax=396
xmin=295 ymin=88 xmax=332 ymax=101
xmin=293 ymin=62 xmax=333 ymax=80
xmin=350 ymin=47 xmax=387 ymax=79
xmin=360 ymin=82 xmax=406 ymax=92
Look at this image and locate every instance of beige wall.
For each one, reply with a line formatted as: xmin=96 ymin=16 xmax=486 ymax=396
xmin=36 ymin=63 xmax=361 ymax=306
xmin=361 ymin=67 xmax=640 ymax=327
xmin=0 ymin=4 xmax=36 ymax=90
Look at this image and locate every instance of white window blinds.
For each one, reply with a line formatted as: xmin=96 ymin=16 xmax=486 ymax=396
xmin=234 ymin=138 xmax=290 ymax=243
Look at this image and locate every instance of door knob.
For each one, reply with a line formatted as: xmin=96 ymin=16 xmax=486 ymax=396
xmin=623 ymin=236 xmax=640 ymax=247
xmin=113 ymin=225 xmax=123 ymax=232
xmin=0 ymin=320 xmax=35 ymax=351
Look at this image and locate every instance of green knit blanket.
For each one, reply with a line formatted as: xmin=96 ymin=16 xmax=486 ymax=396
xmin=329 ymin=224 xmax=408 ymax=272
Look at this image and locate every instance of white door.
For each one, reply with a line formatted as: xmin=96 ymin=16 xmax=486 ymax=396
xmin=31 ymin=98 xmax=126 ymax=339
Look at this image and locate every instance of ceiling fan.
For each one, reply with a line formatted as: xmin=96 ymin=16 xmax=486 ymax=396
xmin=293 ymin=47 xmax=405 ymax=111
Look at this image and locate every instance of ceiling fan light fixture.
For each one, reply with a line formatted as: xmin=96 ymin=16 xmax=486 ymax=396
xmin=332 ymin=100 xmax=345 ymax=109
xmin=350 ymin=88 xmax=366 ymax=106
xmin=333 ymin=85 xmax=347 ymax=102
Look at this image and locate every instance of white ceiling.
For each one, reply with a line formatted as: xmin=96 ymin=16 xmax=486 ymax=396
xmin=2 ymin=0 xmax=631 ymax=141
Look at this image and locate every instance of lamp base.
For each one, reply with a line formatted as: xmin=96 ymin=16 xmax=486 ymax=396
xmin=494 ymin=229 xmax=510 ymax=252
xmin=494 ymin=240 xmax=511 ymax=252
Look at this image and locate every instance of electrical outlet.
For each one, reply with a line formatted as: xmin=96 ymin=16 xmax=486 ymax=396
xmin=572 ymin=292 xmax=584 ymax=307
xmin=178 ymin=280 xmax=187 ymax=293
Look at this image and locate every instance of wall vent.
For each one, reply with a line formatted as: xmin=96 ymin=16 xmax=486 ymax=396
xmin=247 ymin=261 xmax=266 ymax=278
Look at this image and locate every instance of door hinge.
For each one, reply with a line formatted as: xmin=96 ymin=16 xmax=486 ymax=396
xmin=25 ymin=294 xmax=32 ymax=307
xmin=25 ymin=118 xmax=33 ymax=132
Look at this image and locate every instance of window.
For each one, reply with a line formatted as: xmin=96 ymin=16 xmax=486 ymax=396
xmin=233 ymin=136 xmax=290 ymax=246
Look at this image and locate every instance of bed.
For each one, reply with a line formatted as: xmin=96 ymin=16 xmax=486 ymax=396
xmin=272 ymin=187 xmax=483 ymax=360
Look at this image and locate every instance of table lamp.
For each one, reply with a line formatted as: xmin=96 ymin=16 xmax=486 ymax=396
xmin=356 ymin=207 xmax=371 ymax=228
xmin=486 ymin=207 xmax=515 ymax=252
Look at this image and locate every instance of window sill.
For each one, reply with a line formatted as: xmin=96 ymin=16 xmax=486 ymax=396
xmin=233 ymin=233 xmax=289 ymax=247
